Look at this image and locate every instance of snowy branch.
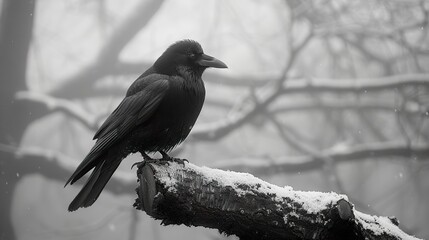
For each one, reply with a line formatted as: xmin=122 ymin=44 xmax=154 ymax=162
xmin=135 ymin=162 xmax=421 ymax=240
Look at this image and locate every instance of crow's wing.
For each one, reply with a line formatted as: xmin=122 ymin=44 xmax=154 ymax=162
xmin=94 ymin=75 xmax=169 ymax=140
xmin=65 ymin=76 xmax=169 ymax=186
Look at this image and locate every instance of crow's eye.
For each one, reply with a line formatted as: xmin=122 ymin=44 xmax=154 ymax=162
xmin=189 ymin=53 xmax=196 ymax=59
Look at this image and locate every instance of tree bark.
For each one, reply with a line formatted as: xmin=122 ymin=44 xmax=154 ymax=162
xmin=135 ymin=162 xmax=421 ymax=240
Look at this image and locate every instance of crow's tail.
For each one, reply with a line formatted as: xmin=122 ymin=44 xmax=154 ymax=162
xmin=68 ymin=155 xmax=122 ymax=211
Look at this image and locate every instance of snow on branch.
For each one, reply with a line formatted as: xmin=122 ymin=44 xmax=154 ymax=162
xmin=135 ymin=162 xmax=421 ymax=240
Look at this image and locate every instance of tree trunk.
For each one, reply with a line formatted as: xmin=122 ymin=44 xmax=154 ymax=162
xmin=0 ymin=1 xmax=36 ymax=239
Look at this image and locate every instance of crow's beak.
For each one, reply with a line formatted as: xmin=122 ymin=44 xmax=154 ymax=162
xmin=197 ymin=53 xmax=228 ymax=68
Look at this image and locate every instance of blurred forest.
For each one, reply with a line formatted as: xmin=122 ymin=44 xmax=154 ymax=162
xmin=1 ymin=0 xmax=429 ymax=239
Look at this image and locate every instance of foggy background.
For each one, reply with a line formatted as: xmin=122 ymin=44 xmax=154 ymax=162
xmin=1 ymin=0 xmax=429 ymax=239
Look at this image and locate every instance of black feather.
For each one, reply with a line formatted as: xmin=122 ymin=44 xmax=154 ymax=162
xmin=65 ymin=39 xmax=227 ymax=211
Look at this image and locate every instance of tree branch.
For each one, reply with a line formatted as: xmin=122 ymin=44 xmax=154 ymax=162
xmin=214 ymin=142 xmax=429 ymax=175
xmin=49 ymin=0 xmax=164 ymax=99
xmin=2 ymin=140 xmax=427 ymax=200
xmin=16 ymin=89 xmax=426 ymax=144
xmin=282 ymin=74 xmax=429 ymax=94
xmin=191 ymin=74 xmax=429 ymax=142
xmin=0 ymin=144 xmax=134 ymax=195
xmin=135 ymin=162 xmax=421 ymax=240
xmin=15 ymin=91 xmax=100 ymax=131
xmin=112 ymin=61 xmax=270 ymax=88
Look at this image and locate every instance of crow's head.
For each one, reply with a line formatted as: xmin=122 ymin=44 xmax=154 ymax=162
xmin=154 ymin=39 xmax=227 ymax=77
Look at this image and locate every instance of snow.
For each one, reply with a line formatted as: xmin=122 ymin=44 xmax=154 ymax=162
xmin=156 ymin=162 xmax=347 ymax=214
xmin=355 ymin=211 xmax=422 ymax=240
xmin=293 ymin=190 xmax=348 ymax=214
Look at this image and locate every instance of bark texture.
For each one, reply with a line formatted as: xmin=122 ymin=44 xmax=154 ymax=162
xmin=135 ymin=162 xmax=419 ymax=240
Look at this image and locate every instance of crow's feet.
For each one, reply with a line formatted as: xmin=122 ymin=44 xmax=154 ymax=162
xmin=131 ymin=158 xmax=170 ymax=170
xmin=131 ymin=161 xmax=145 ymax=170
xmin=160 ymin=151 xmax=189 ymax=167
xmin=131 ymin=152 xmax=150 ymax=170
xmin=173 ymin=158 xmax=189 ymax=167
xmin=131 ymin=152 xmax=170 ymax=170
xmin=131 ymin=151 xmax=188 ymax=171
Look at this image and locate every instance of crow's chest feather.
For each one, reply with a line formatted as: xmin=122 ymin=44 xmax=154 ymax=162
xmin=156 ymin=79 xmax=205 ymax=130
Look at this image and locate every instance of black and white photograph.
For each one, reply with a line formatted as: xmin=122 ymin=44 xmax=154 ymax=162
xmin=1 ymin=0 xmax=428 ymax=239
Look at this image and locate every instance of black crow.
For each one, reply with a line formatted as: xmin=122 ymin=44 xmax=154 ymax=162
xmin=65 ymin=39 xmax=227 ymax=211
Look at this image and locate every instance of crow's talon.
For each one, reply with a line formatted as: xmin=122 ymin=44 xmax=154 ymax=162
xmin=131 ymin=161 xmax=145 ymax=170
xmin=131 ymin=160 xmax=147 ymax=169
xmin=132 ymin=151 xmax=156 ymax=169
xmin=146 ymin=158 xmax=170 ymax=166
xmin=158 ymin=151 xmax=187 ymax=166
xmin=172 ymin=158 xmax=188 ymax=167
xmin=144 ymin=158 xmax=170 ymax=173
xmin=131 ymin=157 xmax=170 ymax=171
